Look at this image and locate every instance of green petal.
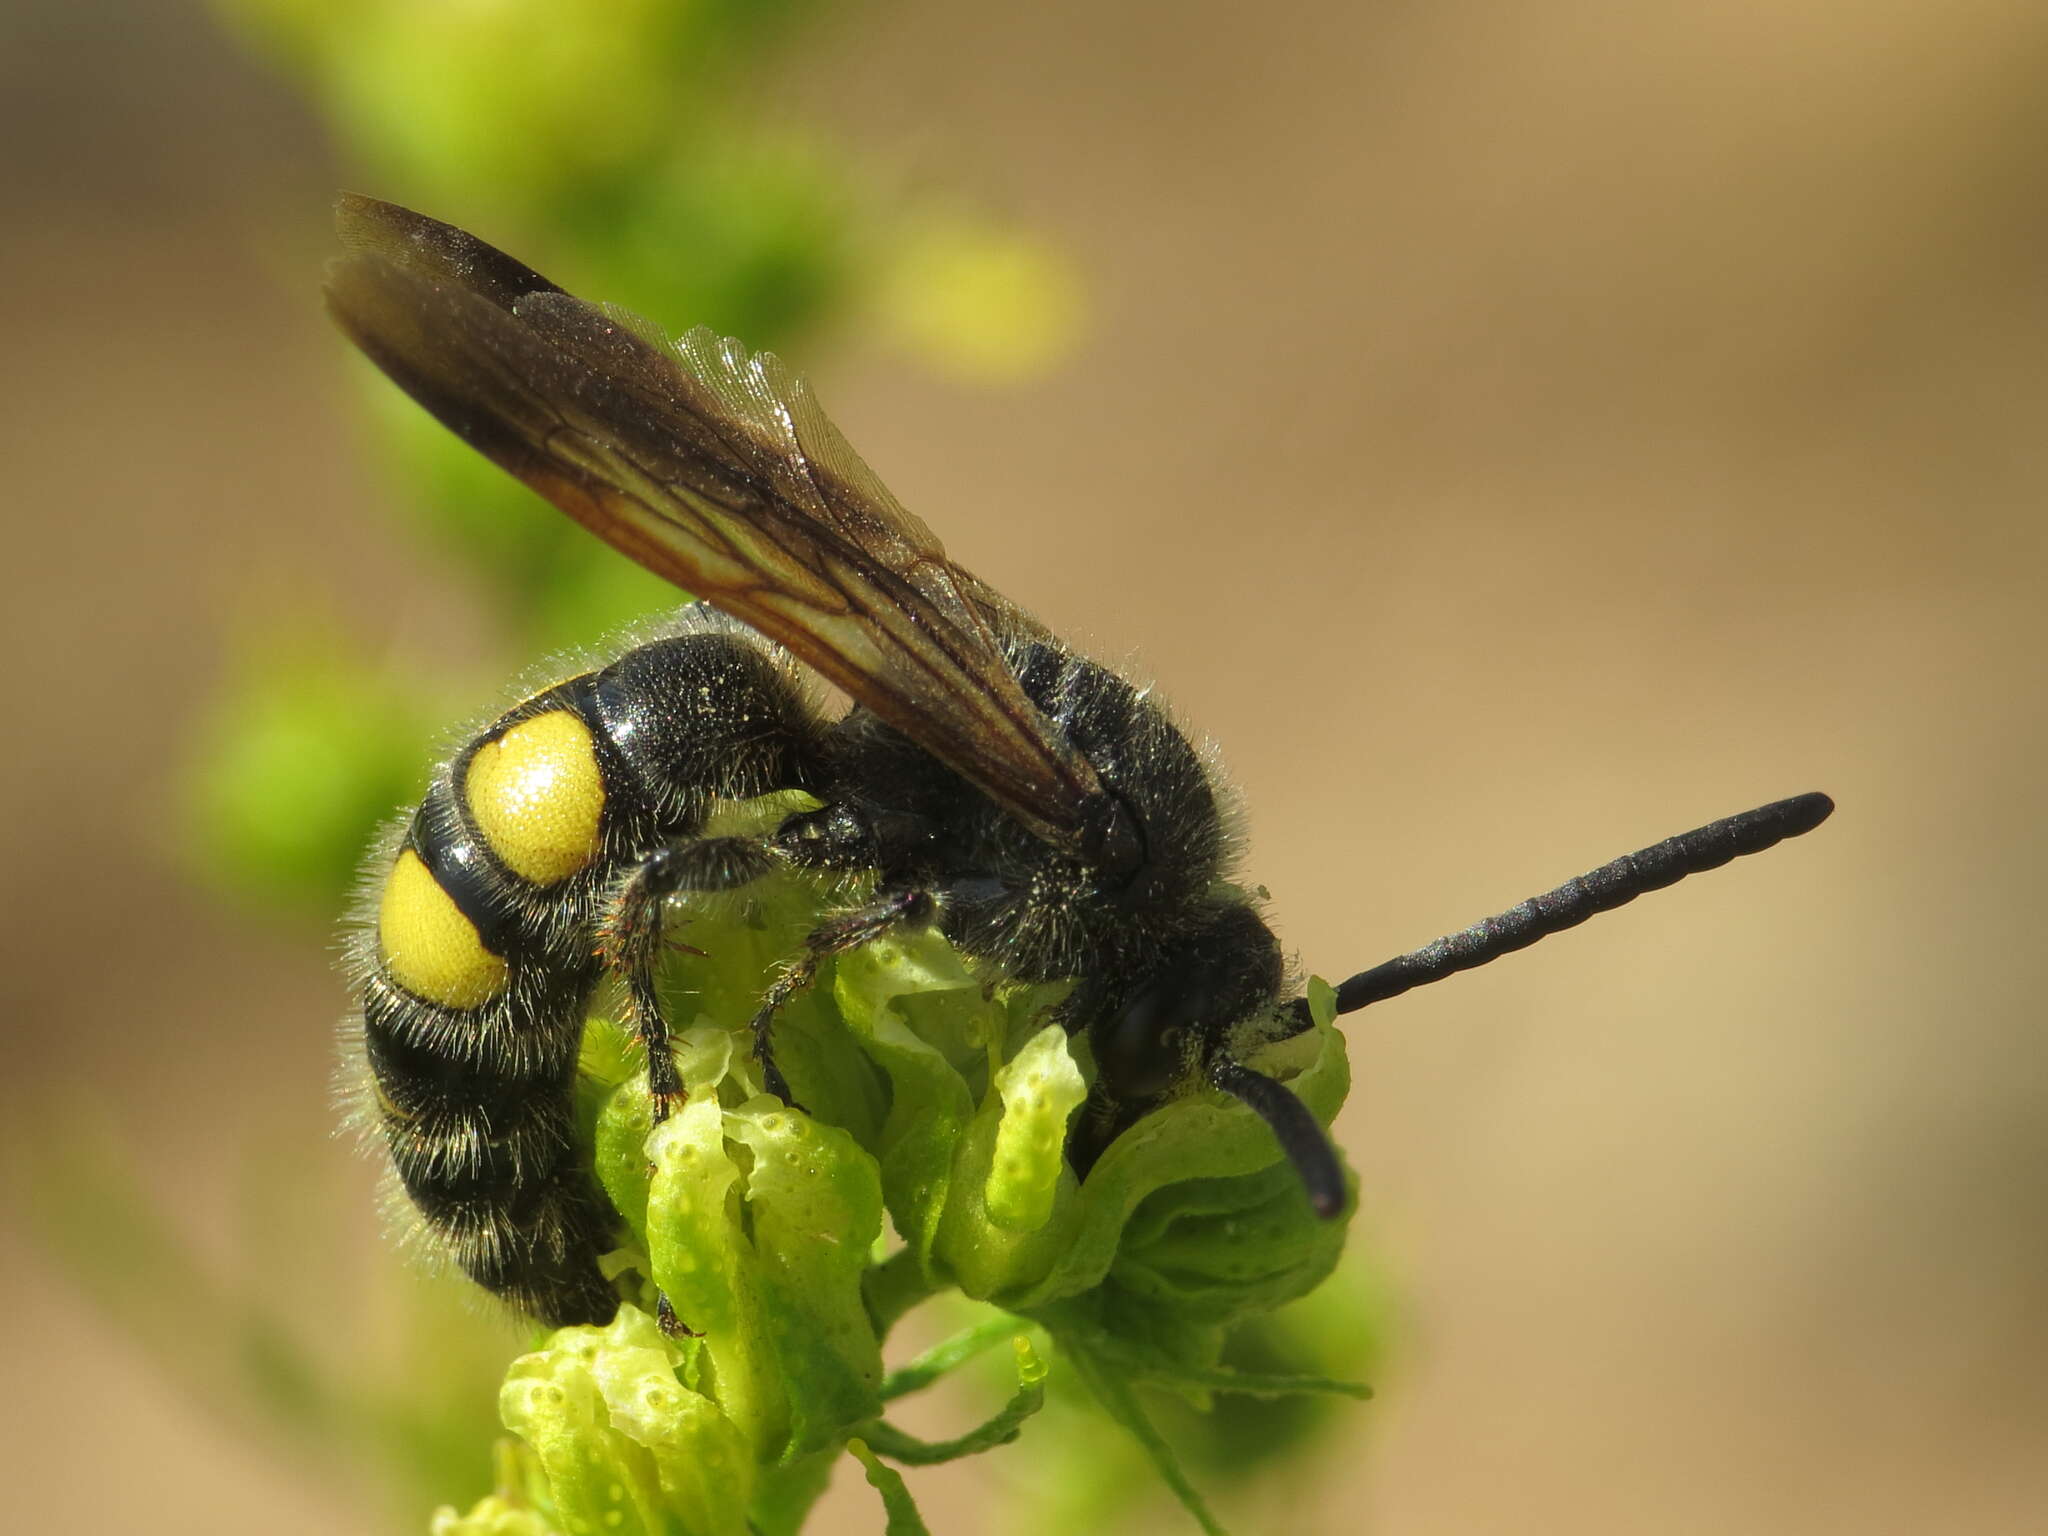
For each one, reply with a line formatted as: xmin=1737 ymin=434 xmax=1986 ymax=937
xmin=497 ymin=1321 xmax=659 ymax=1535
xmin=1011 ymin=1006 xmax=1351 ymax=1317
xmin=644 ymin=1098 xmax=786 ymax=1457
xmin=985 ymin=1024 xmax=1088 ymax=1233
xmin=594 ymin=1322 xmax=755 ymax=1536
xmin=929 ymin=1033 xmax=1085 ymax=1300
xmin=492 ymin=1305 xmax=754 ymax=1536
xmin=725 ymin=1097 xmax=885 ymax=1459
xmin=831 ymin=933 xmax=984 ymax=1272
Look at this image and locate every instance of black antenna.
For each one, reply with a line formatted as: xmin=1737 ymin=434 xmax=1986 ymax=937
xmin=1208 ymin=1053 xmax=1349 ymax=1217
xmin=1294 ymin=791 xmax=1833 ymax=1026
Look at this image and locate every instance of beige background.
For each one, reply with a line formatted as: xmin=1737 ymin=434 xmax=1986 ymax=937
xmin=2 ymin=1 xmax=2043 ymax=1531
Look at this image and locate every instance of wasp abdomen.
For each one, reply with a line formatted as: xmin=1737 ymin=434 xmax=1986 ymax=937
xmin=349 ymin=612 xmax=821 ymax=1325
xmin=461 ymin=708 xmax=608 ymax=887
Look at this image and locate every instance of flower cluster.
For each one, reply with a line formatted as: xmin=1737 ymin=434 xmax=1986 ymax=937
xmin=434 ymin=873 xmax=1356 ymax=1534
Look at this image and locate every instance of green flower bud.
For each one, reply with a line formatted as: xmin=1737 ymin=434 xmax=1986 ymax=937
xmin=493 ymin=1304 xmax=752 ymax=1536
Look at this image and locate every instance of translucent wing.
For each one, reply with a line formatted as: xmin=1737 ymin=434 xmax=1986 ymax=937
xmin=326 ymin=195 xmax=1102 ymax=850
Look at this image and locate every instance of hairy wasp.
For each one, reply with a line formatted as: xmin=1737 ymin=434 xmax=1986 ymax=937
xmin=328 ymin=197 xmax=1832 ymax=1325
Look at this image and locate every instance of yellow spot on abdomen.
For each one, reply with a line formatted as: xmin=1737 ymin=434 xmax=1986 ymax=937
xmin=378 ymin=849 xmax=508 ymax=1009
xmin=464 ymin=710 xmax=606 ymax=886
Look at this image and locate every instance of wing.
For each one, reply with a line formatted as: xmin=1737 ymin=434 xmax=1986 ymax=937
xmin=325 ymin=194 xmax=1103 ymax=852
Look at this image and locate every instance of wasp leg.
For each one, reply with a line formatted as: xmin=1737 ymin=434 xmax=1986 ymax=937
xmin=752 ymin=888 xmax=936 ymax=1105
xmin=600 ymin=836 xmax=785 ymax=1123
xmin=654 ymin=1292 xmax=703 ymax=1339
xmin=599 ymin=835 xmax=788 ymax=1341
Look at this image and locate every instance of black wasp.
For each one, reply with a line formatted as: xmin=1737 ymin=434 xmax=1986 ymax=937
xmin=329 ymin=196 xmax=1833 ymax=1328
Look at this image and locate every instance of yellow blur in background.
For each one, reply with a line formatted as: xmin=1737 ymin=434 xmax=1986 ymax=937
xmin=1 ymin=1 xmax=2043 ymax=1532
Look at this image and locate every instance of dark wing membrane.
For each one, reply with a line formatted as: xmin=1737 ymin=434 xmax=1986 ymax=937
xmin=325 ymin=195 xmax=1102 ymax=850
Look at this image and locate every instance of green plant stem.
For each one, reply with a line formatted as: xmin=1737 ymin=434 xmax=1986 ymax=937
xmin=847 ymin=1440 xmax=933 ymax=1536
xmin=861 ymin=1338 xmax=1046 ymax=1466
xmin=1064 ymin=1339 xmax=1230 ymax=1536
xmin=879 ymin=1314 xmax=1023 ymax=1402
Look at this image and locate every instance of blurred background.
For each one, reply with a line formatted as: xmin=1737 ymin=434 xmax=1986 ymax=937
xmin=3 ymin=0 xmax=2044 ymax=1531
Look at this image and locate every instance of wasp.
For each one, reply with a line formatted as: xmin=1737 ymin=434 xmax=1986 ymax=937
xmin=327 ymin=197 xmax=1833 ymax=1327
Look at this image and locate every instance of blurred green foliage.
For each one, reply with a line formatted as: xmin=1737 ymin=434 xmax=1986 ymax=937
xmin=22 ymin=1104 xmax=521 ymax=1529
xmin=192 ymin=0 xmax=1082 ymax=915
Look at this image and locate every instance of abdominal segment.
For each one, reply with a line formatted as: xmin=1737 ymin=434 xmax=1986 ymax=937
xmin=346 ymin=610 xmax=824 ymax=1325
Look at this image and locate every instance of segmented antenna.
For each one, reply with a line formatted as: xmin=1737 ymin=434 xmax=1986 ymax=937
xmin=1297 ymin=791 xmax=1834 ymax=1025
xmin=1208 ymin=1054 xmax=1349 ymax=1217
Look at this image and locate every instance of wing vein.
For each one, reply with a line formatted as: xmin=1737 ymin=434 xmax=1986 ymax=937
xmin=324 ymin=196 xmax=1105 ymax=847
